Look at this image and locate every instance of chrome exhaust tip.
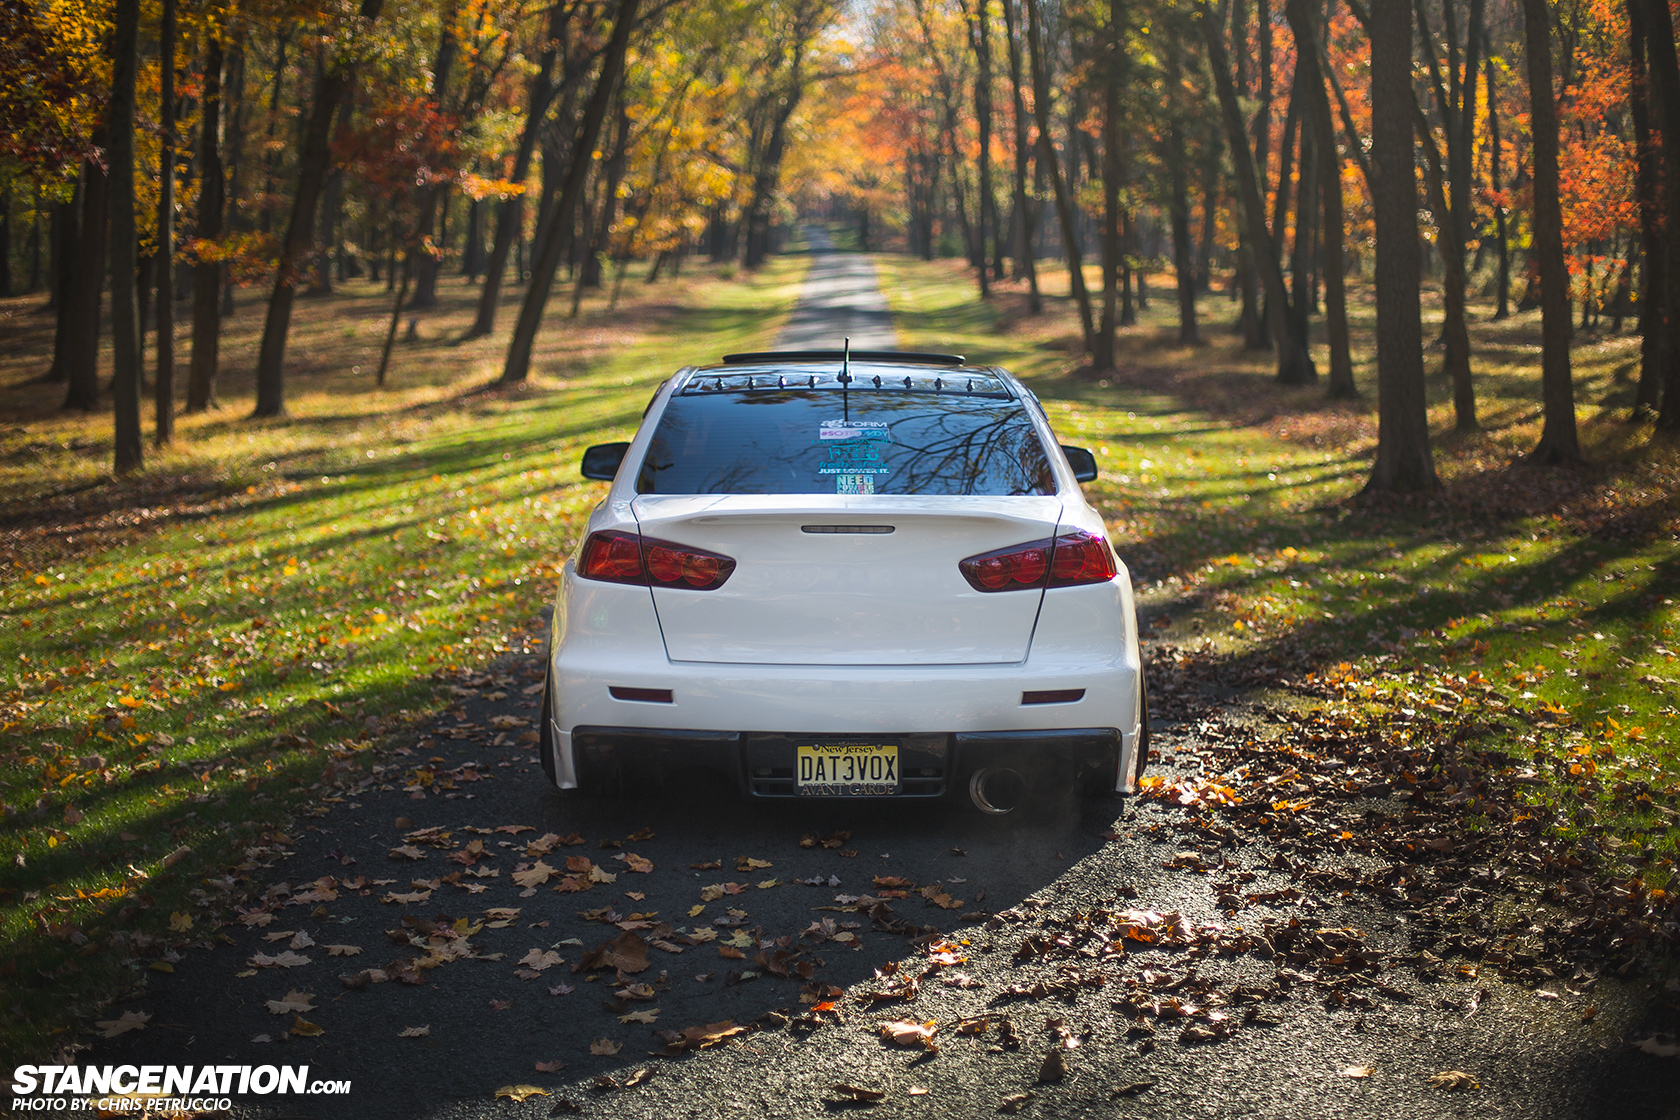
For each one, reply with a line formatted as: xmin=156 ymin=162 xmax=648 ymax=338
xmin=968 ymin=767 xmax=1027 ymax=815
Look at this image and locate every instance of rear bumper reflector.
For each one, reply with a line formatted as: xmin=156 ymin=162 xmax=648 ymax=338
xmin=609 ymin=687 xmax=674 ymax=703
xmin=1021 ymin=689 xmax=1085 ymax=705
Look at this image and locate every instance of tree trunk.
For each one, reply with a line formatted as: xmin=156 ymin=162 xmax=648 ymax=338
xmin=1628 ymin=0 xmax=1664 ymax=416
xmin=966 ymin=0 xmax=995 ymax=296
xmin=1026 ymin=0 xmax=1094 ymax=355
xmin=1003 ymin=0 xmax=1039 ymax=309
xmin=1638 ymin=0 xmax=1680 ymax=429
xmin=1521 ymin=0 xmax=1580 ymax=461
xmin=1486 ymin=41 xmax=1510 ymax=319
xmin=253 ymin=0 xmax=385 ymax=417
xmin=743 ymin=47 xmax=806 ymax=270
xmin=0 ymin=186 xmax=11 ymax=298
xmin=220 ymin=30 xmax=245 ymax=317
xmin=1200 ymin=6 xmax=1315 ymax=383
xmin=1364 ymin=0 xmax=1437 ymax=492
xmin=463 ymin=198 xmax=483 ymax=279
xmin=1288 ymin=0 xmax=1353 ymax=397
xmin=1095 ymin=0 xmax=1124 ymax=369
xmin=1196 ymin=120 xmax=1221 ymax=292
xmin=1414 ymin=0 xmax=1481 ymax=431
xmin=1163 ymin=39 xmax=1196 ymax=345
xmin=62 ymin=156 xmax=108 ymax=410
xmin=111 ymin=0 xmax=143 ymax=472
xmin=501 ymin=0 xmax=640 ymax=384
xmin=468 ymin=3 xmax=571 ymax=337
xmin=189 ymin=29 xmax=226 ymax=413
xmin=155 ymin=0 xmax=177 ymax=445
xmin=46 ymin=185 xmax=79 ymax=383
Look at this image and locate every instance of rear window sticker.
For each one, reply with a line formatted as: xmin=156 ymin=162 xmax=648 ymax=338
xmin=834 ymin=474 xmax=875 ymax=495
xmin=818 ymin=420 xmax=890 ymax=441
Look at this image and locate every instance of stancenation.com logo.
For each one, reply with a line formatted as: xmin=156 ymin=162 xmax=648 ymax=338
xmin=10 ymin=1065 xmax=351 ymax=1111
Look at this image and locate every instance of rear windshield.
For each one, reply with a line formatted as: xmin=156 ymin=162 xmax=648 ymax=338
xmin=635 ymin=389 xmax=1055 ymax=496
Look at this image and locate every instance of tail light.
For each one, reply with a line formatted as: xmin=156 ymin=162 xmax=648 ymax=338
xmin=577 ymin=530 xmax=736 ymax=590
xmin=960 ymin=530 xmax=1115 ymax=592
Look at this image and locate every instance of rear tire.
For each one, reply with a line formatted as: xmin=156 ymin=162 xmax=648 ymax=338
xmin=1134 ymin=677 xmax=1151 ymax=784
xmin=538 ymin=665 xmax=559 ymax=787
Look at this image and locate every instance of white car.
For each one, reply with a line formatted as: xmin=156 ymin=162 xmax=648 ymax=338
xmin=540 ymin=350 xmax=1147 ymax=815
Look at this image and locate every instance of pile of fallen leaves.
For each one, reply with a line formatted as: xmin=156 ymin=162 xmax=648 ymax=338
xmin=1133 ymin=704 xmax=1680 ymax=984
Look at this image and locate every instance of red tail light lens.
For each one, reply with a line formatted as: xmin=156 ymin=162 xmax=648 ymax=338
xmin=960 ymin=531 xmax=1115 ymax=592
xmin=1048 ymin=530 xmax=1117 ymax=586
xmin=579 ymin=530 xmax=644 ymax=583
xmin=578 ymin=531 xmax=736 ymax=590
xmin=960 ymin=540 xmax=1052 ymax=591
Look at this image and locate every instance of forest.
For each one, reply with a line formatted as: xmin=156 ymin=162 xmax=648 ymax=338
xmin=1 ymin=0 xmax=1677 ymax=481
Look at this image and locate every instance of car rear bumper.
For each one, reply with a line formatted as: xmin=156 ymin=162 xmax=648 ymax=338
xmin=556 ymin=725 xmax=1123 ymax=799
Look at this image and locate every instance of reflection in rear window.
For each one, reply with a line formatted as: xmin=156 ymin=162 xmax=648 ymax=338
xmin=635 ymin=389 xmax=1055 ymax=496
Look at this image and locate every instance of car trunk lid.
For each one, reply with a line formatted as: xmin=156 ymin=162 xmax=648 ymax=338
xmin=630 ymin=494 xmax=1062 ymax=665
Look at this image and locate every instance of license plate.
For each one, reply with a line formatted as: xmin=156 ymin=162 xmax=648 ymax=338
xmin=796 ymin=743 xmax=899 ymax=796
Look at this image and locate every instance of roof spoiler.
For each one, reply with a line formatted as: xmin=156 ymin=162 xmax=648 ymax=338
xmin=719 ymin=349 xmax=966 ymax=367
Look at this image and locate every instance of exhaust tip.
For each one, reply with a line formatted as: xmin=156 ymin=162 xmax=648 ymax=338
xmin=968 ymin=767 xmax=1027 ymax=816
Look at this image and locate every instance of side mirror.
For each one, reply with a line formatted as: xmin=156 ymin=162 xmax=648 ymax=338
xmin=581 ymin=442 xmax=630 ymax=481
xmin=1061 ymin=445 xmax=1098 ymax=483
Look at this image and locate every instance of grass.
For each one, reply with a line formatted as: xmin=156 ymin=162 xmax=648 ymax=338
xmin=878 ymin=253 xmax=1680 ymax=883
xmin=0 ymin=251 xmax=809 ymax=1066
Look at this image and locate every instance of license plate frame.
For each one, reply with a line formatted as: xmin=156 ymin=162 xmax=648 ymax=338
xmin=795 ymin=742 xmax=900 ymax=796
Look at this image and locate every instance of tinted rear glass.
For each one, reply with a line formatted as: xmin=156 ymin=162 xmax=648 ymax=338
xmin=635 ymin=389 xmax=1055 ymax=496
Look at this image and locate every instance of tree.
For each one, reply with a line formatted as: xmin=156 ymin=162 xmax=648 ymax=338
xmin=1287 ymin=0 xmax=1353 ymax=397
xmin=1199 ymin=0 xmax=1315 ymax=384
xmin=154 ymin=0 xmax=177 ymax=446
xmin=110 ymin=0 xmax=142 ymax=472
xmin=1522 ymin=0 xmax=1580 ymax=463
xmin=1635 ymin=0 xmax=1680 ymax=428
xmin=252 ymin=0 xmax=385 ymax=418
xmin=1364 ymin=0 xmax=1436 ymax=492
xmin=500 ymin=0 xmax=640 ymax=384
xmin=188 ymin=22 xmax=226 ymax=413
xmin=1027 ymin=0 xmax=1094 ymax=357
xmin=1414 ymin=0 xmax=1484 ymax=432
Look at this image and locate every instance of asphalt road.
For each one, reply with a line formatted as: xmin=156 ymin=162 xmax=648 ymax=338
xmin=72 ymin=669 xmax=1680 ymax=1120
xmin=775 ymin=228 xmax=897 ymax=351
xmin=48 ymin=247 xmax=1680 ymax=1120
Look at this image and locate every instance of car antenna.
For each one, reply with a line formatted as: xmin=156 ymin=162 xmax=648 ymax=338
xmin=841 ymin=336 xmax=850 ymax=423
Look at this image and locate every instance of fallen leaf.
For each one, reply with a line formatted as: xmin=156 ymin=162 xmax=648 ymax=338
xmin=999 ymin=1091 xmax=1034 ymax=1114
xmin=325 ymin=944 xmax=363 ymax=957
xmin=908 ymin=1086 xmax=930 ymax=1096
xmin=1427 ymin=1070 xmax=1478 ymax=1091
xmin=249 ymin=951 xmax=311 ymax=969
xmin=534 ymin=1059 xmax=565 ymax=1073
xmin=168 ymin=911 xmax=194 ymax=932
xmin=518 ymin=948 xmax=564 ymax=972
xmin=95 ymin=1011 xmax=150 ymax=1038
xmin=399 ymin=1026 xmax=430 ymax=1038
xmin=290 ymin=1016 xmax=324 ymax=1037
xmin=1635 ymin=1036 xmax=1680 ymax=1057
xmin=589 ymin=1038 xmax=622 ymax=1056
xmin=738 ymin=857 xmax=773 ymax=871
xmin=512 ymin=861 xmax=557 ymax=888
xmin=493 ymin=1084 xmax=548 ymax=1101
xmin=1342 ymin=1066 xmax=1375 ymax=1079
xmin=489 ymin=999 xmax=512 ymax=1011
xmin=831 ymin=1085 xmax=885 ymax=1102
xmin=1038 ymin=1046 xmax=1068 ymax=1082
xmin=881 ymin=1018 xmax=938 ymax=1047
xmin=389 ymin=845 xmax=427 ymax=861
xmin=619 ymin=1008 xmax=660 ymax=1025
xmin=266 ymin=990 xmax=316 ymax=1015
